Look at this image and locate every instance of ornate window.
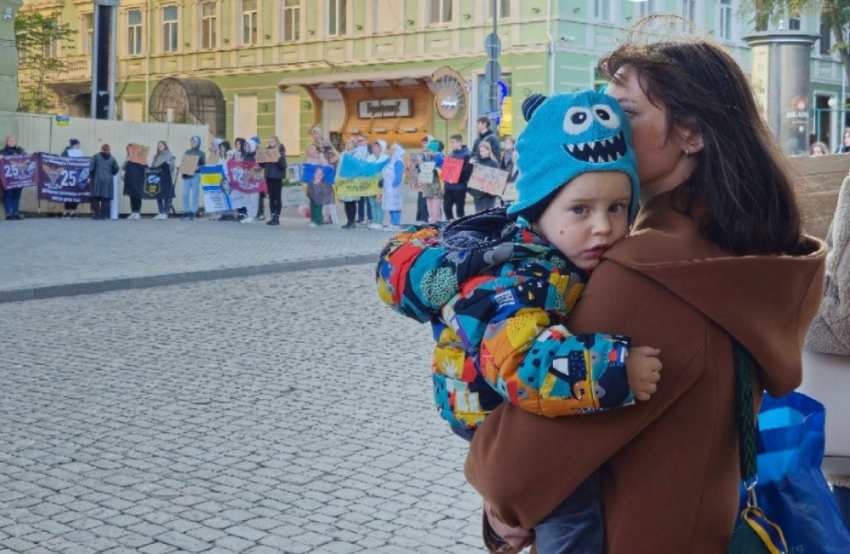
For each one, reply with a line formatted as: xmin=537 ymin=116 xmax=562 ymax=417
xmin=162 ymin=5 xmax=179 ymax=53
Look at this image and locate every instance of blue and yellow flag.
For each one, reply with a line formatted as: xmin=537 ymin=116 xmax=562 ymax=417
xmin=338 ymin=154 xmax=387 ymax=179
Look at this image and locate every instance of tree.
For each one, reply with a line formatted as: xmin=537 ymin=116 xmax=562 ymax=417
xmin=746 ymin=0 xmax=850 ymax=90
xmin=14 ymin=11 xmax=76 ymax=113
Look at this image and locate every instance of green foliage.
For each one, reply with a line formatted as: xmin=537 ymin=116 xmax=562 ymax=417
xmin=15 ymin=11 xmax=76 ymax=113
xmin=744 ymin=0 xmax=850 ymax=90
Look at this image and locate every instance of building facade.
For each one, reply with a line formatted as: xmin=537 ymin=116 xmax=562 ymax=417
xmin=22 ymin=0 xmax=847 ymax=154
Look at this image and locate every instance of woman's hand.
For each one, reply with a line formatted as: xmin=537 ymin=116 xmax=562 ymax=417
xmin=484 ymin=501 xmax=533 ymax=552
xmin=626 ymin=346 xmax=663 ymax=401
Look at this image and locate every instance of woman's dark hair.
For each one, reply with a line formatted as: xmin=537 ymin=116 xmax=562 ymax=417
xmin=599 ymin=39 xmax=803 ymax=255
xmin=234 ymin=138 xmax=245 ymax=151
xmin=158 ymin=140 xmax=170 ymax=152
xmin=220 ymin=140 xmax=231 ymax=154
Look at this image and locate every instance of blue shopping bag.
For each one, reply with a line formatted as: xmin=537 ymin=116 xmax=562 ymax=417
xmin=747 ymin=392 xmax=850 ymax=554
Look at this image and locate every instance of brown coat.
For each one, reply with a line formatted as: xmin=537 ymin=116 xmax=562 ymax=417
xmin=465 ymin=191 xmax=826 ymax=554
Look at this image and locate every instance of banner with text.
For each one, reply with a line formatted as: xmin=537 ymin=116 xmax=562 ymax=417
xmin=38 ymin=154 xmax=92 ymax=203
xmin=0 ymin=154 xmax=39 ymax=190
xmin=441 ymin=157 xmax=464 ymax=184
xmin=335 ymin=154 xmax=385 ymax=197
xmin=468 ymin=165 xmax=509 ymax=197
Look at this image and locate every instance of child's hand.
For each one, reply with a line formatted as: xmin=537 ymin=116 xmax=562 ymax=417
xmin=626 ymin=346 xmax=662 ymax=401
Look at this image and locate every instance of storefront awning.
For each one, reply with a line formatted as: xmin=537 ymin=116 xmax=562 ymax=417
xmin=277 ymin=67 xmax=444 ymax=89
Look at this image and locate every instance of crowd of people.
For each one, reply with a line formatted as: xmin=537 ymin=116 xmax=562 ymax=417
xmin=0 ymin=116 xmax=521 ymax=226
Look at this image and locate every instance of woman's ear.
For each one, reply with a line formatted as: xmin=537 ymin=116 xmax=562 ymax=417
xmin=676 ymin=121 xmax=704 ymax=155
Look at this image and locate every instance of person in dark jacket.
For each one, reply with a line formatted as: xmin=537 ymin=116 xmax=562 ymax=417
xmin=122 ymin=143 xmax=147 ymax=220
xmin=471 ymin=116 xmax=501 ymax=162
xmin=179 ymin=135 xmax=206 ymax=220
xmin=61 ymin=139 xmax=83 ymax=218
xmin=1 ymin=135 xmax=26 ymax=220
xmin=260 ymin=136 xmax=287 ymax=226
xmin=443 ymin=134 xmax=473 ymax=221
xmin=152 ymin=141 xmax=176 ymax=219
xmin=89 ymin=144 xmax=120 ymax=220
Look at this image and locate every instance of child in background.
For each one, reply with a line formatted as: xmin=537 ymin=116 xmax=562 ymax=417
xmin=376 ymin=91 xmax=662 ymax=553
xmin=469 ymin=141 xmax=500 ymax=212
xmin=443 ymin=134 xmax=472 ymax=221
xmin=423 ymin=140 xmax=445 ymax=224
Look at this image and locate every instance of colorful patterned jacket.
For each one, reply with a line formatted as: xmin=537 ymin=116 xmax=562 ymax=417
xmin=376 ymin=208 xmax=634 ymax=433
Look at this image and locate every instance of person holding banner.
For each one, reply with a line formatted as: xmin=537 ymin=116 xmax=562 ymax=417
xmin=88 ymin=144 xmax=120 ymax=220
xmin=469 ymin=141 xmax=500 ymax=212
xmin=366 ymin=141 xmax=388 ymax=230
xmin=179 ymin=135 xmax=206 ymax=220
xmin=442 ymin=135 xmax=473 ymax=221
xmin=381 ymin=143 xmax=405 ymax=232
xmin=60 ymin=139 xmax=84 ymax=218
xmin=0 ymin=135 xmax=27 ymax=220
xmin=423 ymin=140 xmax=445 ymax=224
xmin=151 ymin=141 xmax=176 ymax=219
xmin=260 ymin=136 xmax=287 ymax=226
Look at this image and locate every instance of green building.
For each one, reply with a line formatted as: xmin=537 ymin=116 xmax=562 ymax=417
xmin=22 ymin=0 xmax=846 ymax=154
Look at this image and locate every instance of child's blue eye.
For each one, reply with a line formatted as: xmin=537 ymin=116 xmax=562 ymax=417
xmin=571 ymin=206 xmax=586 ymax=215
xmin=609 ymin=204 xmax=626 ymax=213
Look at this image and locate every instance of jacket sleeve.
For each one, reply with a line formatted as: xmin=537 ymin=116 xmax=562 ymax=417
xmin=277 ymin=147 xmax=287 ymax=171
xmin=377 ymin=225 xmax=457 ymax=323
xmin=392 ymin=160 xmax=404 ymax=188
xmin=460 ymin=154 xmax=474 ymax=184
xmin=442 ymin=260 xmax=634 ymax=417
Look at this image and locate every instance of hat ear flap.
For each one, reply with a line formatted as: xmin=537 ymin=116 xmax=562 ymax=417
xmin=522 ymin=94 xmax=548 ymax=122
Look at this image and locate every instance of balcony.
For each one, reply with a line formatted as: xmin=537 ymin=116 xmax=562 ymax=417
xmin=51 ymin=56 xmax=91 ymax=83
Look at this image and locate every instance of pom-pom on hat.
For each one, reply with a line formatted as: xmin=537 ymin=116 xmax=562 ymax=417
xmin=507 ymin=91 xmax=640 ymax=224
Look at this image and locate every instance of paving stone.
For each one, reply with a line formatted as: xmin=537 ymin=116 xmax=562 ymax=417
xmin=156 ymin=531 xmax=213 ymax=552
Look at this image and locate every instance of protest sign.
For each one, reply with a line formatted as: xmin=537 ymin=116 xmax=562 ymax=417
xmin=178 ymin=154 xmax=200 ymax=176
xmin=287 ymin=164 xmax=302 ymax=183
xmin=418 ymin=161 xmax=436 ymax=185
xmin=256 ymin=148 xmax=280 ymax=164
xmin=441 ymin=157 xmax=464 ymax=184
xmin=225 ymin=160 xmax=267 ymax=193
xmin=300 ymin=164 xmax=336 ymax=185
xmin=127 ymin=144 xmax=149 ymax=165
xmin=468 ymin=164 xmax=509 ymax=197
xmin=143 ymin=166 xmax=175 ymax=199
xmin=38 ymin=153 xmax=92 ymax=203
xmin=407 ymin=152 xmax=434 ymax=191
xmin=0 ymin=154 xmax=38 ymax=190
xmin=336 ymin=176 xmax=381 ymax=197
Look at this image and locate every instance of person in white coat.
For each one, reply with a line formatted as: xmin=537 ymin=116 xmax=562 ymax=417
xmin=380 ymin=143 xmax=405 ymax=232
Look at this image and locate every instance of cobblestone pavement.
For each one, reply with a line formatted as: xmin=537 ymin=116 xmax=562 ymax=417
xmin=0 ymin=265 xmax=490 ymax=553
xmin=0 ymin=201 xmax=423 ymax=298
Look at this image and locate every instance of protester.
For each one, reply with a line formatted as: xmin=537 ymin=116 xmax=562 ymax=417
xmin=121 ymin=144 xmax=147 ymax=220
xmin=152 ymin=141 xmax=176 ymax=220
xmin=803 ymin=174 xmax=850 ymax=527
xmin=416 ymin=135 xmax=432 ymax=223
xmin=423 ymin=140 xmax=444 ymax=224
xmin=355 ymin=135 xmax=373 ymax=225
xmin=180 ymin=135 xmax=205 ymax=220
xmin=838 ymin=129 xmax=850 ymax=154
xmin=260 ymin=136 xmax=287 ymax=226
xmin=443 ymin=134 xmax=472 ymax=221
xmin=464 ymin=39 xmax=826 ymax=553
xmin=339 ymin=138 xmax=360 ymax=229
xmin=88 ymin=144 xmax=119 ymax=221
xmin=500 ymin=136 xmax=515 ymax=170
xmin=469 ymin=141 xmax=500 ymax=212
xmin=240 ymin=139 xmax=260 ymax=224
xmin=230 ymin=138 xmax=245 ymax=161
xmin=306 ymin=166 xmax=334 ymax=227
xmin=310 ymin=126 xmax=333 ymax=154
xmin=61 ymin=139 xmax=83 ymax=218
xmin=323 ymin=149 xmax=340 ymax=224
xmin=209 ymin=141 xmax=235 ymax=221
xmin=377 ymin=91 xmax=661 ymax=552
xmin=471 ymin=115 xmax=501 ymax=162
xmin=810 ymin=142 xmax=828 ymax=156
xmin=367 ymin=140 xmax=388 ymax=230
xmin=250 ymin=137 xmax=266 ymax=220
xmin=304 ymin=143 xmax=328 ymax=166
xmin=0 ymin=135 xmax=26 ymax=220
xmin=381 ymin=143 xmax=405 ymax=232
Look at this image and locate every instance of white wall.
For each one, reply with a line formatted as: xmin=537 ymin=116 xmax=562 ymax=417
xmin=12 ymin=113 xmax=209 ymax=215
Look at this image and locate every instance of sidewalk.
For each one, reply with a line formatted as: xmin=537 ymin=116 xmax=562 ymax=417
xmin=1 ymin=201 xmax=424 ymax=303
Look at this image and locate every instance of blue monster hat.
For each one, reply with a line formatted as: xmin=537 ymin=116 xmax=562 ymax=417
xmin=507 ymin=91 xmax=640 ymax=224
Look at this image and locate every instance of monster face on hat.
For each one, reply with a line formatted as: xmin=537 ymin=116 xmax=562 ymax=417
xmin=507 ymin=90 xmax=640 ymax=223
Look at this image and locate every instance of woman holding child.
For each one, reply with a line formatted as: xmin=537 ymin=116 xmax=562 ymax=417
xmin=378 ymin=36 xmax=828 ymax=554
xmin=464 ymin=39 xmax=827 ymax=553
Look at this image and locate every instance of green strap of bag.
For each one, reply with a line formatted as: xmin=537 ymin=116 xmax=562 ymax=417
xmin=728 ymin=341 xmax=789 ymax=554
